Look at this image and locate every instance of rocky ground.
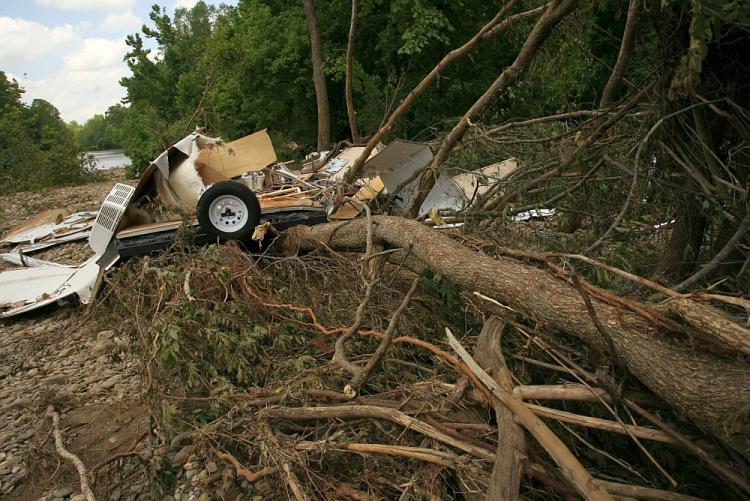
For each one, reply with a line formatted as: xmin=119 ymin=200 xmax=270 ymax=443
xmin=0 ymin=172 xmax=268 ymax=500
xmin=0 ymin=172 xmax=153 ymax=500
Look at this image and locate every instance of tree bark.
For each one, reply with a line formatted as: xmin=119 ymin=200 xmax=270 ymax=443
xmin=405 ymin=0 xmax=579 ymax=217
xmin=656 ymin=195 xmax=706 ymax=278
xmin=473 ymin=317 xmax=526 ymax=501
xmin=342 ymin=1 xmax=545 ymax=186
xmin=302 ymin=0 xmax=331 ymax=150
xmin=345 ymin=0 xmax=361 ymax=143
xmin=296 ymin=215 xmax=750 ymax=457
xmin=445 ymin=329 xmax=613 ymax=501
xmin=600 ymin=0 xmax=641 ymax=107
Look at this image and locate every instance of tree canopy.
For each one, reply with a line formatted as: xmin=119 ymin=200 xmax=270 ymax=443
xmin=0 ymin=71 xmax=91 ymax=194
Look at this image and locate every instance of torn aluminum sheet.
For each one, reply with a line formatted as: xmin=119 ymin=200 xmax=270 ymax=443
xmin=315 ymin=145 xmax=383 ymax=182
xmin=9 ymin=231 xmax=92 ymax=254
xmin=452 ymin=159 xmax=518 ymax=200
xmin=142 ymin=129 xmax=277 ymax=212
xmin=0 ymin=256 xmax=99 ymax=318
xmin=1 ymin=211 xmax=97 ymax=245
xmin=416 ymin=159 xmax=519 ymax=216
xmin=360 ymin=140 xmax=433 ymax=193
xmin=1 ymin=209 xmax=69 ymax=243
xmin=0 ymin=253 xmax=75 ymax=268
xmin=319 ymin=141 xmax=432 ymax=220
xmin=511 ymin=208 xmax=556 ymax=222
xmin=328 ymin=141 xmax=515 ymax=218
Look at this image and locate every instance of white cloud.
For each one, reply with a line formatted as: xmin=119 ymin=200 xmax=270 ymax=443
xmin=174 ymin=0 xmax=200 ymax=9
xmin=12 ymin=63 xmax=129 ymax=122
xmin=19 ymin=67 xmax=128 ymax=123
xmin=0 ymin=17 xmax=76 ymax=65
xmin=102 ymin=10 xmax=142 ymax=32
xmin=8 ymin=32 xmax=130 ymax=122
xmin=33 ymin=0 xmax=135 ymax=11
xmin=64 ymin=38 xmax=128 ymax=71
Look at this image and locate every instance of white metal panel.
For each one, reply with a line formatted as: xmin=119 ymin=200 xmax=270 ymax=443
xmin=89 ymin=183 xmax=135 ymax=255
xmin=0 ymin=257 xmax=100 ymax=318
xmin=0 ymin=266 xmax=77 ymax=307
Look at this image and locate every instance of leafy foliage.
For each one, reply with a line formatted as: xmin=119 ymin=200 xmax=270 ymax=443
xmin=0 ymin=72 xmax=93 ymax=194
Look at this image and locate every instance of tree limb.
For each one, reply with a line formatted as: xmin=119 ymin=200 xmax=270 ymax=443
xmin=46 ymin=406 xmax=96 ymax=501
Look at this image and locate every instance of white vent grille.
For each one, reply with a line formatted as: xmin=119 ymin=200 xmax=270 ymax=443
xmin=89 ymin=183 xmax=135 ymax=255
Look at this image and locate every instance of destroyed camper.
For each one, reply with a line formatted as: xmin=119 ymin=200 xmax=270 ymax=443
xmin=1 ymin=129 xmax=519 ymax=318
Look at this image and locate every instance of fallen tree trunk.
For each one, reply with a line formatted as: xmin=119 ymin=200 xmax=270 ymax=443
xmin=473 ymin=317 xmax=526 ymax=500
xmin=295 ymin=216 xmax=750 ymax=456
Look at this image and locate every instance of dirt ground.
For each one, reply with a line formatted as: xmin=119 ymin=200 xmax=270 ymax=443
xmin=0 ymin=171 xmax=153 ymax=500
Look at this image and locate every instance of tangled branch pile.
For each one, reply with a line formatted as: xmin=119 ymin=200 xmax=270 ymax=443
xmin=101 ymin=217 xmax=748 ymax=499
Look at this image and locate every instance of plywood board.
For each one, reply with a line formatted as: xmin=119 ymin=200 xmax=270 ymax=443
xmin=452 ymin=158 xmax=518 ymax=199
xmin=196 ymin=129 xmax=277 ymax=179
xmin=117 ymin=220 xmax=184 ymax=237
xmin=259 ymin=197 xmax=316 ymax=209
xmin=198 ymin=164 xmax=231 ymax=186
xmin=330 ymin=177 xmax=385 ymax=220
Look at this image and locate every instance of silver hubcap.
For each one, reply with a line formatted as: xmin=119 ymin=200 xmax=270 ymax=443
xmin=208 ymin=195 xmax=248 ymax=232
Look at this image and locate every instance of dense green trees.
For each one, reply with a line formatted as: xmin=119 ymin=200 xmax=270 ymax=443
xmin=0 ymin=71 xmax=90 ymax=195
xmin=90 ymin=0 xmax=566 ymax=176
xmin=84 ymin=0 xmax=646 ymax=178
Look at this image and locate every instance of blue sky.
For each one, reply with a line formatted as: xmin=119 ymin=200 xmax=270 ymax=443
xmin=0 ymin=0 xmax=236 ymax=123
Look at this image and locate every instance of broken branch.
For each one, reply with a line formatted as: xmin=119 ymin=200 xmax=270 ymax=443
xmin=46 ymin=406 xmax=96 ymax=501
xmin=444 ymin=328 xmax=613 ymax=501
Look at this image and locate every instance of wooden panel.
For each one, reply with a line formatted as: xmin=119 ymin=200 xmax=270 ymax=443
xmin=329 ymin=177 xmax=385 ymax=220
xmin=196 ymin=129 xmax=277 ymax=179
xmin=117 ymin=220 xmax=183 ymax=237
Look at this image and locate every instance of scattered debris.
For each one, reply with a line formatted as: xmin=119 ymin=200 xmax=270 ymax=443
xmin=1 ymin=210 xmax=97 ymax=250
xmin=0 ymin=128 xmax=520 ymax=319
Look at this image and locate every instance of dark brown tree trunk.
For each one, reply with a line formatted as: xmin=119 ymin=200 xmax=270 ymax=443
xmin=296 ymin=215 xmax=750 ymax=457
xmin=406 ymin=0 xmax=579 ymax=217
xmin=656 ymin=196 xmax=706 ymax=278
xmin=345 ymin=0 xmax=361 ymax=143
xmin=600 ymin=0 xmax=641 ymax=107
xmin=302 ymin=0 xmax=331 ymax=150
xmin=474 ymin=317 xmax=526 ymax=500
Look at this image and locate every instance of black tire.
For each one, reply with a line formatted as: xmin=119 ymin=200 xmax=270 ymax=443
xmin=197 ymin=181 xmax=261 ymax=242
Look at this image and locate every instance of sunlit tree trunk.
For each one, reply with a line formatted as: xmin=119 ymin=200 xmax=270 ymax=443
xmin=345 ymin=0 xmax=362 ymax=143
xmin=302 ymin=0 xmax=331 ymax=150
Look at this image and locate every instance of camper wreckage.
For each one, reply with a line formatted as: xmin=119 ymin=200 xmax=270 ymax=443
xmin=0 ymin=129 xmax=522 ymax=318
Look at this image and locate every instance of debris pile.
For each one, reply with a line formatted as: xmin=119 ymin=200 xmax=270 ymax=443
xmin=102 ymin=221 xmax=748 ymax=500
xmin=0 ymin=129 xmax=521 ymax=320
xmin=2 ymin=129 xmax=747 ymax=499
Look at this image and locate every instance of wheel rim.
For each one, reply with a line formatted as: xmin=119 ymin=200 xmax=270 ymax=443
xmin=208 ymin=194 xmax=249 ymax=232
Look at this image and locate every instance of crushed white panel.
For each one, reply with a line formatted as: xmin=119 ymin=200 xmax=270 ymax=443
xmin=89 ymin=183 xmax=135 ymax=255
xmin=367 ymin=141 xmax=433 ymax=189
xmin=0 ymin=253 xmax=74 ymax=268
xmin=2 ymin=222 xmax=59 ymax=244
xmin=320 ymin=157 xmax=348 ymax=175
xmin=511 ymin=208 xmax=556 ymax=222
xmin=12 ymin=231 xmax=91 ymax=254
xmin=0 ymin=266 xmax=77 ymax=307
xmin=0 ymin=256 xmax=100 ymax=318
xmin=165 ymin=144 xmax=206 ymax=210
xmin=452 ymin=159 xmax=518 ymax=200
xmin=417 ymin=175 xmax=467 ymax=216
xmin=2 ymin=211 xmax=95 ymax=244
